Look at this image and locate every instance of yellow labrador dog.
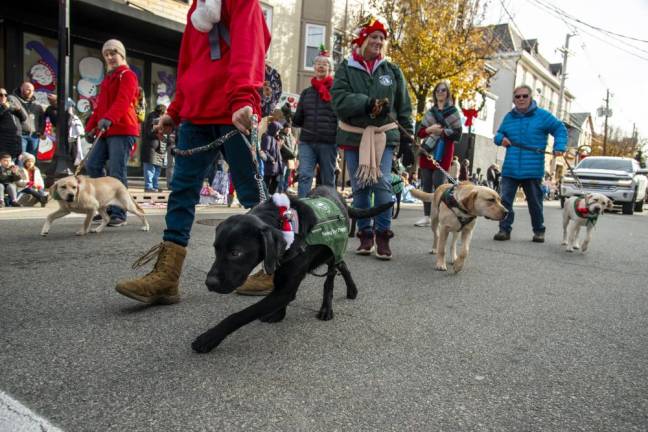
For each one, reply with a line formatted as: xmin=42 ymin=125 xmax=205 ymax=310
xmin=561 ymin=193 xmax=612 ymax=253
xmin=41 ymin=175 xmax=149 ymax=236
xmin=411 ymin=182 xmax=508 ymax=272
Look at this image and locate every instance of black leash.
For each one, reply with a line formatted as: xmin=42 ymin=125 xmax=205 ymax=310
xmin=172 ymin=115 xmax=268 ymax=203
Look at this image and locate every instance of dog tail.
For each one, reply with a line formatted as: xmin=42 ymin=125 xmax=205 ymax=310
xmin=347 ymin=201 xmax=394 ymax=220
xmin=409 ymin=188 xmax=434 ymax=202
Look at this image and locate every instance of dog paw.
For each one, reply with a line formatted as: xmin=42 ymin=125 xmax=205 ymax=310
xmin=141 ymin=225 xmax=150 ymax=232
xmin=40 ymin=231 xmax=48 ymax=237
xmin=565 ymin=247 xmax=574 ymax=253
xmin=435 ymin=263 xmax=447 ymax=271
xmin=560 ymin=240 xmax=567 ymax=245
xmin=191 ymin=332 xmax=222 ymax=353
xmin=453 ymin=259 xmax=465 ymax=273
xmin=346 ymin=286 xmax=358 ymax=300
xmin=429 ymin=248 xmax=437 ymax=255
xmin=260 ymin=309 xmax=286 ymax=323
xmin=75 ymin=230 xmax=87 ymax=236
xmin=573 ymin=244 xmax=580 ymax=250
xmin=581 ymin=243 xmax=589 ymax=252
xmin=317 ymin=307 xmax=334 ymax=321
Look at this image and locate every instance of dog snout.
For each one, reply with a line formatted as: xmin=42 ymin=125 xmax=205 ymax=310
xmin=65 ymin=195 xmax=74 ymax=202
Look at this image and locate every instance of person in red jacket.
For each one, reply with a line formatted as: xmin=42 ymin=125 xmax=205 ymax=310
xmin=85 ymin=39 xmax=140 ymax=226
xmin=115 ymin=0 xmax=271 ymax=306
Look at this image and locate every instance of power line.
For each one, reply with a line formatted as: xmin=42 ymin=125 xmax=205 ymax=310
xmin=498 ymin=0 xmax=528 ymax=42
xmin=531 ymin=0 xmax=648 ymax=44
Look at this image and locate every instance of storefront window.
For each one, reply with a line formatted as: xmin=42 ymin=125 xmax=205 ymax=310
xmin=149 ymin=62 xmax=176 ymax=111
xmin=23 ymin=33 xmax=58 ymax=106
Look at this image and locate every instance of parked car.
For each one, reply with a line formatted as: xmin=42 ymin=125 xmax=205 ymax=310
xmin=559 ymin=156 xmax=648 ymax=215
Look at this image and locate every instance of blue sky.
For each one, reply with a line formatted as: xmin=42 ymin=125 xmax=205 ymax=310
xmin=484 ymin=0 xmax=648 ymax=139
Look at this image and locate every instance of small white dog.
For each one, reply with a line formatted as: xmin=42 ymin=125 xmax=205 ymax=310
xmin=561 ymin=193 xmax=612 ymax=252
xmin=41 ymin=175 xmax=149 ymax=236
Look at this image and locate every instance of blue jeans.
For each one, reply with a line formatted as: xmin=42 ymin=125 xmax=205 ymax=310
xmin=85 ymin=135 xmax=135 ymax=220
xmin=297 ymin=142 xmax=338 ymax=198
xmin=143 ymin=162 xmax=161 ymax=190
xmin=163 ymin=122 xmax=261 ymax=247
xmin=345 ymin=146 xmax=394 ymax=232
xmin=499 ymin=176 xmax=545 ymax=234
xmin=21 ymin=133 xmax=40 ymax=161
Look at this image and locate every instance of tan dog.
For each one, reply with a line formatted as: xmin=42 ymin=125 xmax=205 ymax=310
xmin=561 ymin=193 xmax=612 ymax=252
xmin=411 ymin=182 xmax=508 ymax=272
xmin=41 ymin=175 xmax=149 ymax=236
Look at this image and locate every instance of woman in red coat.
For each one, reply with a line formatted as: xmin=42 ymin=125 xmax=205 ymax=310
xmin=85 ymin=39 xmax=140 ymax=226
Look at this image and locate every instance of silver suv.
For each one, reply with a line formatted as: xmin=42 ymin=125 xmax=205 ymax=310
xmin=560 ymin=156 xmax=648 ymax=215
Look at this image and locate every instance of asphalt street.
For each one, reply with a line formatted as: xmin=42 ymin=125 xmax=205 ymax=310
xmin=1 ymin=201 xmax=647 ymax=431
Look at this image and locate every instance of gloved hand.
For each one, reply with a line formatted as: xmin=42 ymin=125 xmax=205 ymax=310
xmin=85 ymin=131 xmax=96 ymax=142
xmin=366 ymin=98 xmax=390 ymax=118
xmin=97 ymin=118 xmax=112 ymax=131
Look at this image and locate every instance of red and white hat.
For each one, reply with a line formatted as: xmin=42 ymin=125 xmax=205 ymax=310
xmin=352 ymin=15 xmax=389 ymax=47
xmin=272 ymin=193 xmax=298 ymax=248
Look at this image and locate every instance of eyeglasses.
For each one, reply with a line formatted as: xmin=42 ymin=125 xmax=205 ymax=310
xmin=514 ymin=94 xmax=530 ymax=99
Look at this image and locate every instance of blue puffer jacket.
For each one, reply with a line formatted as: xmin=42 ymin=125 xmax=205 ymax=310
xmin=494 ymin=101 xmax=567 ymax=179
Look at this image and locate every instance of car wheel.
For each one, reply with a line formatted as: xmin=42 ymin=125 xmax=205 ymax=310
xmin=622 ymin=201 xmax=635 ymax=215
xmin=560 ymin=196 xmax=565 ymax=208
xmin=635 ymin=199 xmax=644 ymax=212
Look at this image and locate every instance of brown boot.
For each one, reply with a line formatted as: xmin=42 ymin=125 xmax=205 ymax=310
xmin=375 ymin=230 xmax=394 ymax=260
xmin=235 ymin=269 xmax=274 ymax=296
xmin=115 ymin=241 xmax=186 ymax=304
xmin=356 ymin=230 xmax=374 ymax=255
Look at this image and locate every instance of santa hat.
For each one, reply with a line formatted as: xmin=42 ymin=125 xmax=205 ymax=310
xmin=191 ymin=0 xmax=222 ymax=33
xmin=313 ymin=44 xmax=334 ymax=69
xmin=272 ymin=193 xmax=298 ymax=248
xmin=352 ymin=15 xmax=389 ymax=48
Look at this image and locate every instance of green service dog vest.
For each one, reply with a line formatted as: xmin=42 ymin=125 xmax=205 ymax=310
xmin=301 ymin=197 xmax=349 ymax=264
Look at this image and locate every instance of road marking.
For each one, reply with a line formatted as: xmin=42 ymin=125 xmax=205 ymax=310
xmin=0 ymin=390 xmax=64 ymax=431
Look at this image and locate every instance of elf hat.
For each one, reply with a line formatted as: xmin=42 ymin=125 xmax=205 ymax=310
xmin=352 ymin=15 xmax=389 ymax=47
xmin=313 ymin=44 xmax=334 ymax=69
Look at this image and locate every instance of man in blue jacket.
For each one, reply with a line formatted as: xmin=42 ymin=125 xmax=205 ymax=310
xmin=493 ymin=85 xmax=567 ymax=243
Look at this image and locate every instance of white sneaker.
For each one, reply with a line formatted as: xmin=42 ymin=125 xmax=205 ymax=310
xmin=414 ymin=216 xmax=430 ymax=227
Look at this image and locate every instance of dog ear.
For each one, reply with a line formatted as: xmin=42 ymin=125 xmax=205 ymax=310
xmin=461 ymin=191 xmax=478 ymax=213
xmin=261 ymin=227 xmax=287 ymax=274
xmin=606 ymin=197 xmax=614 ymax=209
xmin=49 ymin=181 xmax=60 ymax=201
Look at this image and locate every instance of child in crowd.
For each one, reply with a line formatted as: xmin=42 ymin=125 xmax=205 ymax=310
xmin=17 ymin=152 xmax=48 ymax=207
xmin=0 ymin=152 xmax=22 ymax=207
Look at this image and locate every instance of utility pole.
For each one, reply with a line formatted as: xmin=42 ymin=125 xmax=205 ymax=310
xmin=48 ymin=0 xmax=74 ymax=183
xmin=602 ymin=89 xmax=611 ymax=155
xmin=556 ymin=33 xmax=574 ymax=121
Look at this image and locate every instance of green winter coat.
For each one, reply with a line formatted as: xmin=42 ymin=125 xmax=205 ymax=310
xmin=331 ymin=57 xmax=413 ymax=149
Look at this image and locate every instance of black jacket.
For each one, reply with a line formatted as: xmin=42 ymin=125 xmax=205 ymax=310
xmin=293 ymin=86 xmax=337 ymax=145
xmin=9 ymin=91 xmax=44 ymax=135
xmin=141 ymin=111 xmax=167 ymax=166
xmin=0 ymin=103 xmax=26 ymax=158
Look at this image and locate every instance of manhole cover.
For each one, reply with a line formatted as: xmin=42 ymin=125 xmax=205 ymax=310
xmin=196 ymin=218 xmax=225 ymax=226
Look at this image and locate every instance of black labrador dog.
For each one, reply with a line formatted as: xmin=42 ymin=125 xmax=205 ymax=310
xmin=192 ymin=186 xmax=393 ymax=353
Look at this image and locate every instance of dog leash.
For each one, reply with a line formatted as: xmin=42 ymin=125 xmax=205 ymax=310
xmin=507 ymin=140 xmax=585 ymax=192
xmin=172 ymin=114 xmax=268 ymax=204
xmin=74 ymin=129 xmax=105 ymax=176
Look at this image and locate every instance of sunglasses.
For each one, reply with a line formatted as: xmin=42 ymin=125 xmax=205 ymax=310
xmin=514 ymin=94 xmax=530 ymax=99
xmin=0 ymin=93 xmax=7 ymax=97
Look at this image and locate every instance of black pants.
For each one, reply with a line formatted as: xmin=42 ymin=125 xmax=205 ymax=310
xmin=264 ymin=175 xmax=279 ymax=195
xmin=420 ymin=168 xmax=447 ymax=216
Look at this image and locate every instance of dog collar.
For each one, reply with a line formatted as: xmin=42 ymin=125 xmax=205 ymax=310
xmin=574 ymin=198 xmax=599 ymax=225
xmin=441 ymin=185 xmax=476 ymax=229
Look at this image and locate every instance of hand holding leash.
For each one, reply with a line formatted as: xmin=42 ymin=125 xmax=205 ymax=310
xmin=232 ymin=106 xmax=253 ymax=135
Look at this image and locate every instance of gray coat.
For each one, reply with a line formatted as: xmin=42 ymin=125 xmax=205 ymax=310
xmin=141 ymin=111 xmax=167 ymax=166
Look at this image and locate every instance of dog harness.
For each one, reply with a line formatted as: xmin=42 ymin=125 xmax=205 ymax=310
xmin=574 ymin=198 xmax=599 ymax=226
xmin=301 ymin=197 xmax=349 ymax=264
xmin=440 ymin=185 xmax=476 ymax=229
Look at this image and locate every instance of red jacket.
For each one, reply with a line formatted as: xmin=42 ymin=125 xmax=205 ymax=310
xmin=417 ymin=128 xmax=454 ymax=171
xmin=86 ymin=65 xmax=140 ymax=137
xmin=167 ymin=0 xmax=271 ymax=125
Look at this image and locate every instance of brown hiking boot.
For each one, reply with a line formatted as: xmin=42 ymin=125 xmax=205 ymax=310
xmin=235 ymin=269 xmax=274 ymax=296
xmin=115 ymin=241 xmax=186 ymax=304
xmin=356 ymin=230 xmax=374 ymax=255
xmin=375 ymin=230 xmax=394 ymax=260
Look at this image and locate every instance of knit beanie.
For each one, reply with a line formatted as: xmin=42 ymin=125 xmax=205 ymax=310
xmin=102 ymin=39 xmax=126 ymax=60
